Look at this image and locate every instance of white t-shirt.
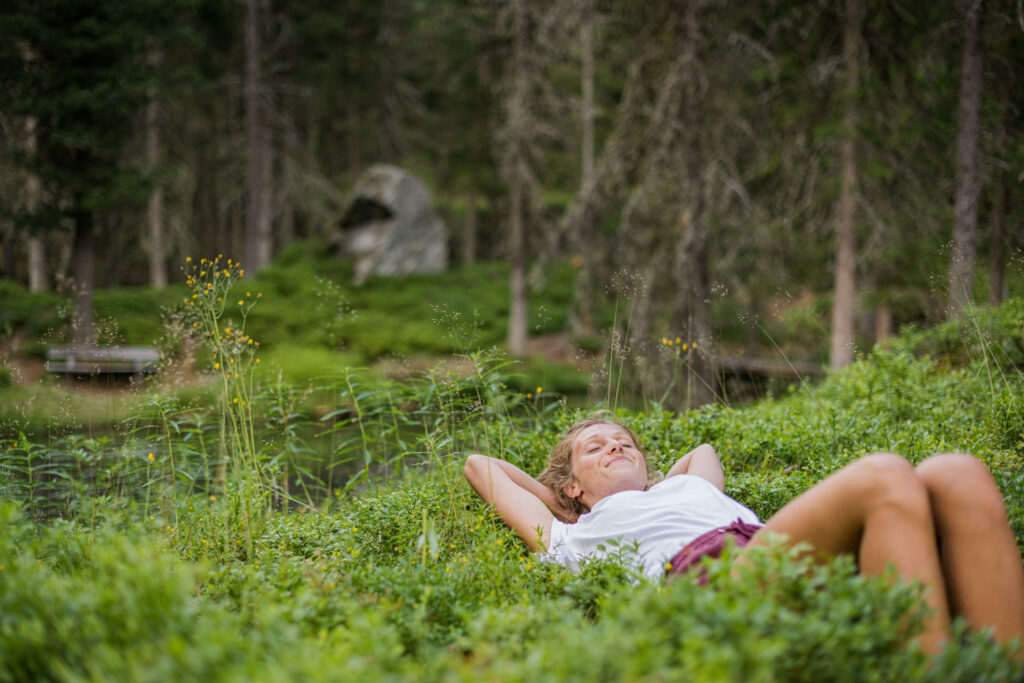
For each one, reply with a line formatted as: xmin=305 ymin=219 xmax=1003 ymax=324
xmin=541 ymin=474 xmax=760 ymax=580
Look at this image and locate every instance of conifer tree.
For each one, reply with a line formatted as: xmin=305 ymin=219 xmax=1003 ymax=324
xmin=0 ymin=0 xmax=188 ymax=342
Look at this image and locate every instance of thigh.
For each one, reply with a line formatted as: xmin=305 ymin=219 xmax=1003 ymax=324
xmin=752 ymin=453 xmax=924 ymax=557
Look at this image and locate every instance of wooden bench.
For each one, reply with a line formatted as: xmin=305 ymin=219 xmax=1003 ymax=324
xmin=45 ymin=345 xmax=160 ymax=375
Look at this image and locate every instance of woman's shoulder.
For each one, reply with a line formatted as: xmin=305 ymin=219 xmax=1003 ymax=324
xmin=648 ymin=473 xmax=704 ymax=491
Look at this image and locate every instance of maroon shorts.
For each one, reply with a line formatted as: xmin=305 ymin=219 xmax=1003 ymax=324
xmin=666 ymin=519 xmax=763 ymax=580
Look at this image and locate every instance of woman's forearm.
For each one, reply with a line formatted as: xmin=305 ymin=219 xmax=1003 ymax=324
xmin=463 ymin=454 xmax=557 ymax=550
xmin=466 ymin=454 xmax=558 ymax=510
xmin=464 ymin=453 xmax=575 ymax=522
xmin=666 ymin=444 xmax=725 ymax=491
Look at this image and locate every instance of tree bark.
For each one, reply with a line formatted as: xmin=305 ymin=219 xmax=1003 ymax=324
xmin=244 ymin=0 xmax=273 ymax=276
xmin=71 ymin=210 xmax=95 ymax=346
xmin=948 ymin=0 xmax=984 ymax=316
xmin=580 ymin=0 xmax=595 ymax=188
xmin=672 ymin=0 xmax=714 ymax=408
xmin=830 ymin=0 xmax=861 ymax=370
xmin=28 ymin=237 xmax=46 ymax=293
xmin=463 ymin=182 xmax=477 ymax=265
xmin=571 ymin=0 xmax=597 ymax=336
xmin=25 ymin=116 xmax=47 ymax=293
xmin=506 ymin=0 xmax=530 ymax=357
xmin=988 ymin=83 xmax=1009 ymax=307
xmin=145 ymin=55 xmax=167 ymax=289
xmin=988 ymin=172 xmax=1006 ymax=305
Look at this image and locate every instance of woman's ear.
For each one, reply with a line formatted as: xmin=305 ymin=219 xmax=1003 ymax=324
xmin=564 ymin=479 xmax=582 ymax=501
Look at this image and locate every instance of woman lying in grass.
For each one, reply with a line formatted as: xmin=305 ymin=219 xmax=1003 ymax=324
xmin=464 ymin=418 xmax=1024 ymax=654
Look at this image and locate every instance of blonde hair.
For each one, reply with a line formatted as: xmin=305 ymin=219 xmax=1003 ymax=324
xmin=537 ymin=418 xmax=650 ymax=518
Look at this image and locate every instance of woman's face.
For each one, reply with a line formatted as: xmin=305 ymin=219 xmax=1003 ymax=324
xmin=565 ymin=422 xmax=648 ymax=506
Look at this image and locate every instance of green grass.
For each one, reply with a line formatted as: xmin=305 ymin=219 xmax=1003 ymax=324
xmin=3 ymin=247 xmax=1024 ymax=679
xmin=3 ymin=298 xmax=1024 ymax=680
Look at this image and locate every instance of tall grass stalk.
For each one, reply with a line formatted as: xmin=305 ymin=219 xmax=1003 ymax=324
xmin=181 ymin=255 xmax=267 ymax=559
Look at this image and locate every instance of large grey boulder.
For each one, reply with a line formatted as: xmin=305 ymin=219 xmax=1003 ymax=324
xmin=335 ymin=164 xmax=447 ymax=284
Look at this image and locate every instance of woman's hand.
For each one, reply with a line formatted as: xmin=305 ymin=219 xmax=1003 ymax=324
xmin=665 ymin=444 xmax=725 ymax=491
xmin=464 ymin=454 xmax=558 ymax=551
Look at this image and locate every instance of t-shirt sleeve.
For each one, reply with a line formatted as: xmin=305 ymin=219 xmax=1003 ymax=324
xmin=539 ymin=517 xmax=570 ymax=564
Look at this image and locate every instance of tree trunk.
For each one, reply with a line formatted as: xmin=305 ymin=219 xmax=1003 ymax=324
xmin=244 ymin=0 xmax=273 ymax=276
xmin=988 ymin=86 xmax=1009 ymax=307
xmin=830 ymin=0 xmax=861 ymax=370
xmin=463 ymin=182 xmax=477 ymax=265
xmin=948 ymin=0 xmax=984 ymax=316
xmin=988 ymin=172 xmax=1006 ymax=305
xmin=571 ymin=0 xmax=597 ymax=336
xmin=28 ymin=237 xmax=46 ymax=293
xmin=580 ymin=0 xmax=595 ymax=188
xmin=71 ymin=210 xmax=95 ymax=346
xmin=875 ymin=304 xmax=891 ymax=343
xmin=25 ymin=116 xmax=47 ymax=293
xmin=672 ymin=0 xmax=714 ymax=408
xmin=506 ymin=0 xmax=530 ymax=357
xmin=345 ymin=93 xmax=362 ymax=177
xmin=145 ymin=59 xmax=167 ymax=289
xmin=0 ymin=223 xmax=14 ymax=281
xmin=279 ymin=124 xmax=298 ymax=249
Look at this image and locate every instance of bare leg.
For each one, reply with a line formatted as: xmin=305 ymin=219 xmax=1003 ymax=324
xmin=916 ymin=453 xmax=1024 ymax=644
xmin=751 ymin=453 xmax=951 ymax=653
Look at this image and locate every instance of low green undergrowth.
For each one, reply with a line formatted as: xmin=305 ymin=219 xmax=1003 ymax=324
xmin=3 ymin=293 xmax=1024 ymax=680
xmin=3 ymin=498 xmax=1019 ymax=682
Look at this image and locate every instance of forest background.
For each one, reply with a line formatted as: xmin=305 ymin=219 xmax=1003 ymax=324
xmin=3 ymin=2 xmax=1024 ymax=680
xmin=1 ymin=0 xmax=1022 ymax=410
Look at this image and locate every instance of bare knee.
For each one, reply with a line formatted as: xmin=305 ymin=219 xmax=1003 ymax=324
xmin=916 ymin=452 xmax=993 ymax=491
xmin=852 ymin=453 xmax=932 ymax=517
xmin=916 ymin=453 xmax=1007 ymax=523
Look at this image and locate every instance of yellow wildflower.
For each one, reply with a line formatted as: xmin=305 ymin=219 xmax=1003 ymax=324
xmin=148 ymin=452 xmax=155 ymax=462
